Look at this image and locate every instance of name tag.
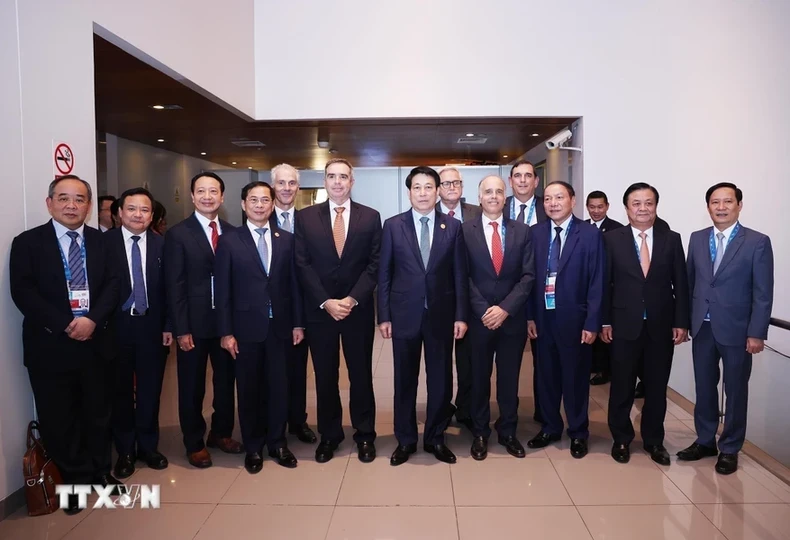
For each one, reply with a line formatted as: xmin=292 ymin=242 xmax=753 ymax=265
xmin=210 ymin=275 xmax=215 ymax=310
xmin=544 ymin=273 xmax=557 ymax=310
xmin=69 ymin=287 xmax=90 ymax=317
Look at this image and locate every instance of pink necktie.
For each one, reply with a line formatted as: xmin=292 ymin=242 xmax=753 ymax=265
xmin=639 ymin=232 xmax=650 ymax=276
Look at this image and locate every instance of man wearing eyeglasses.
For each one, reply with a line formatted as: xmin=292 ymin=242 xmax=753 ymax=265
xmin=435 ymin=167 xmax=481 ymax=432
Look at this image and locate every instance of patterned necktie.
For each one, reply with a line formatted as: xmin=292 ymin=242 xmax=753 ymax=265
xmin=255 ymin=227 xmax=269 ymax=273
xmin=419 ymin=216 xmax=431 ymax=268
xmin=713 ymin=232 xmax=725 ymax=274
xmin=281 ymin=211 xmax=292 ymax=233
xmin=516 ymin=203 xmax=527 ymax=224
xmin=65 ymin=231 xmax=86 ymax=288
xmin=209 ymin=221 xmax=219 ymax=252
xmin=639 ymin=232 xmax=650 ymax=277
xmin=333 ymin=207 xmax=346 ymax=257
xmin=490 ymin=222 xmax=503 ymax=275
xmin=548 ymin=226 xmax=562 ymax=274
xmin=448 ymin=210 xmax=455 ymax=219
xmin=128 ymin=236 xmax=148 ymax=312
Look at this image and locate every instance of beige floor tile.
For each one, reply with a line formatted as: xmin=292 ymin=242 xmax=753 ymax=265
xmin=63 ymin=503 xmax=215 ymax=540
xmin=697 ymin=503 xmax=790 ymax=540
xmin=0 ymin=505 xmax=94 ymax=540
xmin=663 ymin=459 xmax=784 ymax=504
xmin=195 ymin=505 xmax=334 ymax=540
xmin=337 ymin=456 xmax=454 ymax=506
xmin=451 ymin=458 xmax=572 ymax=506
xmin=457 ymin=506 xmax=592 ymax=539
xmin=578 ymin=504 xmax=726 ymax=540
xmin=127 ymin=460 xmax=242 ymax=504
xmin=326 ymin=506 xmax=458 ymax=540
xmin=666 ymin=400 xmax=694 ymax=421
xmin=553 ymin=454 xmax=690 ymax=505
xmin=738 ymin=455 xmax=790 ymax=503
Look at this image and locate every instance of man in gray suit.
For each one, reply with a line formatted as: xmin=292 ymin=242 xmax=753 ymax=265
xmin=436 ymin=167 xmax=481 ymax=432
xmin=678 ymin=182 xmax=773 ymax=475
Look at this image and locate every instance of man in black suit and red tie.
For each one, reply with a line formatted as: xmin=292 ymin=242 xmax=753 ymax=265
xmin=164 ymin=172 xmax=243 ymax=468
xmin=463 ymin=175 xmax=535 ymax=460
xmin=294 ymin=158 xmax=382 ymax=463
xmin=10 ymin=175 xmax=120 ymax=514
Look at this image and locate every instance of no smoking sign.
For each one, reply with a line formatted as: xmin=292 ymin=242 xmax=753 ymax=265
xmin=54 ymin=143 xmax=74 ymax=175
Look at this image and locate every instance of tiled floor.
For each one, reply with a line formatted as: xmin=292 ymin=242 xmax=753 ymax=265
xmin=2 ymin=335 xmax=790 ymax=540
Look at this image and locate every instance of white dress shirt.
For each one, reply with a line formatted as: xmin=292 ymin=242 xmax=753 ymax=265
xmin=713 ymin=222 xmax=738 ymax=255
xmin=121 ymin=226 xmax=149 ymax=308
xmin=53 ymin=220 xmax=85 ymax=256
xmin=99 ymin=224 xmax=109 ymax=233
xmin=274 ymin=205 xmax=295 ymax=233
xmin=483 ymin=214 xmax=504 ymax=257
xmin=247 ymin=220 xmax=272 ymax=271
xmin=328 ymin=199 xmax=351 ymax=238
xmin=593 ymin=219 xmax=604 ymax=229
xmin=513 ymin=196 xmax=538 ymax=226
xmin=412 ymin=208 xmax=435 ymax=250
xmin=550 ymin=215 xmax=573 ymax=257
xmin=631 ymin=225 xmax=654 ymax=260
xmin=439 ymin=201 xmax=462 ymax=222
xmin=193 ymin=211 xmax=222 ymax=251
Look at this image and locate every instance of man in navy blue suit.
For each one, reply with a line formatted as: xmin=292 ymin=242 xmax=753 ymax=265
xmin=378 ymin=166 xmax=468 ymax=466
xmin=678 ymin=182 xmax=773 ymax=474
xmin=526 ymin=182 xmax=604 ymax=459
xmin=215 ymin=181 xmax=303 ymax=474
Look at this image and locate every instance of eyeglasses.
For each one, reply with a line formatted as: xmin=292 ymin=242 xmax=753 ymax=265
xmin=440 ymin=180 xmax=463 ymax=188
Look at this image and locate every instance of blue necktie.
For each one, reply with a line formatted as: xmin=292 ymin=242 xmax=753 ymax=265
xmin=419 ymin=216 xmax=431 ymax=268
xmin=65 ymin=231 xmax=86 ymax=288
xmin=281 ymin=211 xmax=292 ymax=233
xmin=255 ymin=227 xmax=269 ymax=273
xmin=548 ymin=226 xmax=562 ymax=274
xmin=517 ymin=204 xmax=527 ymax=224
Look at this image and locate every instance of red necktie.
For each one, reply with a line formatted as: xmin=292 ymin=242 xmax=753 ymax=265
xmin=490 ymin=222 xmax=503 ymax=275
xmin=209 ymin=221 xmax=219 ymax=252
xmin=448 ymin=210 xmax=455 ymax=218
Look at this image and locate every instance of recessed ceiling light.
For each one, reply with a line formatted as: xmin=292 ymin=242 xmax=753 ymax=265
xmin=502 ymin=155 xmax=508 ymax=158
xmin=149 ymin=104 xmax=183 ymax=110
xmin=151 ymin=105 xmax=165 ymax=110
xmin=248 ymin=166 xmax=253 ymax=170
xmin=531 ymin=133 xmax=540 ymax=137
xmin=232 ymin=161 xmax=237 ymax=165
xmin=200 ymin=152 xmax=206 ymax=156
xmin=157 ymin=138 xmax=165 ymax=143
xmin=466 ymin=133 xmax=475 ymax=137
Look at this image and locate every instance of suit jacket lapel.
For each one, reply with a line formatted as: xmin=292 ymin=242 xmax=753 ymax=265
xmin=186 ymin=214 xmax=215 ymax=260
xmin=118 ymin=233 xmax=132 ymax=298
xmin=715 ymin=226 xmax=745 ymax=277
xmin=46 ymin=221 xmax=69 ymax=297
xmin=83 ymin=229 xmax=100 ymax=291
xmin=270 ymin=228 xmax=284 ymax=278
xmin=647 ymin=227 xmax=667 ymax=280
xmin=145 ymin=234 xmax=158 ymax=295
xmin=472 ymin=218 xmax=497 ymax=278
xmin=240 ymin=228 xmax=267 ymax=277
xmin=558 ymin=217 xmax=580 ymax=274
xmin=621 ymin=227 xmax=644 ymax=279
xmin=426 ymin=214 xmax=447 ymax=272
xmin=342 ymin=202 xmax=362 ymax=261
xmin=319 ymin=202 xmax=341 ymax=262
xmin=501 ymin=218 xmax=518 ymax=271
xmin=402 ymin=213 xmax=425 ymax=272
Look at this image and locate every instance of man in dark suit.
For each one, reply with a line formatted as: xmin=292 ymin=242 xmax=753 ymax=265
xmin=270 ymin=163 xmax=316 ymax=444
xmin=585 ymin=190 xmax=624 ymax=386
xmin=10 ymin=175 xmax=120 ymax=514
xmin=164 ymin=172 xmax=243 ymax=468
xmin=294 ymin=158 xmax=382 ymax=463
xmin=379 ymin=166 xmax=468 ymax=466
xmin=98 ymin=195 xmax=116 ymax=232
xmin=107 ymin=188 xmax=171 ymax=479
xmin=216 ymin=181 xmax=302 ymax=473
xmin=678 ymin=182 xmax=773 ymax=475
xmin=435 ymin=166 xmax=481 ymax=433
xmin=601 ymin=183 xmax=689 ymax=466
xmin=527 ymin=182 xmax=604 ymax=459
xmin=464 ymin=175 xmax=535 ymax=460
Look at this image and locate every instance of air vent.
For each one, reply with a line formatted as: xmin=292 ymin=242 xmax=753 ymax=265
xmin=231 ymin=138 xmax=266 ymax=148
xmin=456 ymin=136 xmax=488 ymax=144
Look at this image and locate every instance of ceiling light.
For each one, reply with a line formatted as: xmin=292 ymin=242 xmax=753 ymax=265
xmin=157 ymin=139 xmax=165 ymax=143
xmin=151 ymin=105 xmax=165 ymax=110
xmin=149 ymin=104 xmax=183 ymax=110
xmin=531 ymin=133 xmax=540 ymax=137
xmin=502 ymin=155 xmax=508 ymax=158
xmin=232 ymin=161 xmax=237 ymax=165
xmin=466 ymin=132 xmax=475 ymax=137
xmin=248 ymin=166 xmax=253 ymax=169
xmin=200 ymin=152 xmax=206 ymax=156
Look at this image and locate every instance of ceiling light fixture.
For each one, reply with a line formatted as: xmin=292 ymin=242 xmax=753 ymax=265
xmin=466 ymin=132 xmax=475 ymax=137
xmin=200 ymin=152 xmax=206 ymax=156
xmin=502 ymin=155 xmax=508 ymax=158
xmin=157 ymin=138 xmax=165 ymax=143
xmin=531 ymin=133 xmax=540 ymax=137
xmin=248 ymin=166 xmax=253 ymax=170
xmin=232 ymin=161 xmax=237 ymax=165
xmin=151 ymin=105 xmax=165 ymax=110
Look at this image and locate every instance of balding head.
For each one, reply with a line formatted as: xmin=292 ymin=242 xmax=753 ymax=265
xmin=478 ymin=175 xmax=506 ymax=219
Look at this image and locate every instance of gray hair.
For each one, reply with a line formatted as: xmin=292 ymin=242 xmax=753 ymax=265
xmin=438 ymin=167 xmax=462 ymax=178
xmin=48 ymin=175 xmax=93 ymax=202
xmin=270 ymin=163 xmax=300 ymax=184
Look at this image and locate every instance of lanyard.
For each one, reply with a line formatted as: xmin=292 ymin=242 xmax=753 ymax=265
xmin=546 ymin=219 xmax=572 ymax=272
xmin=57 ymin=235 xmax=88 ymax=286
xmin=709 ymin=223 xmax=740 ymax=262
xmin=510 ymin=197 xmax=535 ymax=226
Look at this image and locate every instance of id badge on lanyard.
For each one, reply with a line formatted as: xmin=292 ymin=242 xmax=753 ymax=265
xmin=69 ymin=286 xmax=90 ymax=317
xmin=544 ymin=273 xmax=557 ymax=310
xmin=210 ymin=274 xmax=215 ymax=310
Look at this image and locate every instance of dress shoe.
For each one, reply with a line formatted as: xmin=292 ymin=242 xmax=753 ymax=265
xmin=357 ymin=441 xmax=376 ymax=463
xmin=206 ymin=431 xmax=244 ymax=454
xmin=63 ymin=493 xmax=82 ymax=515
xmin=315 ymin=440 xmax=339 ymax=463
xmin=471 ymin=436 xmax=488 ymax=461
xmin=268 ymin=447 xmax=298 ymax=468
xmin=289 ymin=423 xmax=317 ymax=444
xmin=645 ymin=444 xmax=671 ymax=466
xmin=188 ymin=448 xmax=213 ymax=468
xmin=244 ymin=452 xmax=263 ymax=474
xmin=611 ymin=442 xmax=630 ymax=463
xmin=570 ymin=438 xmax=589 ymax=459
xmin=677 ymin=442 xmax=718 ymax=461
xmin=455 ymin=416 xmax=474 ymax=433
xmin=527 ymin=431 xmax=561 ymax=449
xmin=634 ymin=381 xmax=645 ymax=399
xmin=138 ymin=450 xmax=169 ymax=470
xmin=498 ymin=435 xmax=526 ymax=458
xmin=715 ymin=453 xmax=739 ymax=475
xmin=424 ymin=443 xmax=457 ymax=464
xmin=95 ymin=474 xmax=124 ymax=496
xmin=113 ymin=453 xmax=135 ymax=479
xmin=590 ymin=373 xmax=610 ymax=385
xmin=390 ymin=444 xmax=417 ymax=466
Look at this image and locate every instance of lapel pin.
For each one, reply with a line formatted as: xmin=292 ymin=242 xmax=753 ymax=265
xmin=274 ymin=232 xmax=280 ymax=237
xmin=440 ymin=223 xmax=446 ymax=229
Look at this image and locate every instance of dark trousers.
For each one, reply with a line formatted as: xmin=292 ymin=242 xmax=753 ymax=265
xmin=536 ymin=311 xmax=592 ymax=439
xmin=112 ymin=320 xmax=167 ymax=455
xmin=530 ymin=338 xmax=542 ymax=422
xmin=236 ymin=337 xmax=289 ymax=454
xmin=28 ymin=351 xmax=112 ymax=484
xmin=608 ymin=322 xmax=674 ymax=446
xmin=309 ymin=313 xmax=376 ymax=444
xmin=287 ymin=336 xmax=310 ymax=428
xmin=177 ymin=337 xmax=236 ymax=453
xmin=453 ymin=334 xmax=472 ymax=421
xmin=393 ymin=311 xmax=454 ymax=446
xmin=693 ymin=322 xmax=752 ymax=454
xmin=590 ymin=337 xmax=611 ymax=376
xmin=469 ymin=322 xmax=528 ymax=438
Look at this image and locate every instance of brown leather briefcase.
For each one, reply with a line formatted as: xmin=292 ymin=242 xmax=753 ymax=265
xmin=23 ymin=421 xmax=63 ymax=516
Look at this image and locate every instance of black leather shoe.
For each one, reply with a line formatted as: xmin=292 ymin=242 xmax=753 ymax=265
xmin=95 ymin=474 xmax=124 ymax=496
xmin=357 ymin=441 xmax=376 ymax=463
xmin=677 ymin=443 xmax=718 ymax=461
xmin=527 ymin=432 xmax=561 ymax=449
xmin=244 ymin=452 xmax=263 ymax=474
xmin=390 ymin=444 xmax=417 ymax=466
xmin=455 ymin=416 xmax=474 ymax=432
xmin=113 ymin=454 xmax=135 ymax=479
xmin=63 ymin=493 xmax=82 ymax=515
xmin=269 ymin=447 xmax=298 ymax=468
xmin=289 ymin=423 xmax=317 ymax=444
xmin=612 ymin=443 xmax=630 ymax=463
xmin=315 ymin=441 xmax=339 ymax=463
xmin=424 ymin=443 xmax=457 ymax=464
xmin=138 ymin=451 xmax=169 ymax=470
xmin=590 ymin=373 xmax=610 ymax=385
xmin=498 ymin=435 xmax=526 ymax=458
xmin=634 ymin=381 xmax=645 ymax=399
xmin=570 ymin=438 xmax=589 ymax=459
xmin=471 ymin=436 xmax=488 ymax=461
xmin=715 ymin=453 xmax=738 ymax=475
xmin=645 ymin=444 xmax=671 ymax=466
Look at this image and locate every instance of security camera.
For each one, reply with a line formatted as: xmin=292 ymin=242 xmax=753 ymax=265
xmin=545 ymin=129 xmax=573 ymax=150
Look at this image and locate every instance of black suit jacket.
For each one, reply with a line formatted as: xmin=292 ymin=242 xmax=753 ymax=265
xmin=295 ymin=200 xmax=382 ymax=324
xmin=504 ymin=195 xmax=547 ymax=226
xmin=10 ymin=221 xmax=119 ymax=371
xmin=164 ymin=213 xmax=236 ymax=339
xmin=106 ymin=228 xmax=168 ymax=343
xmin=462 ymin=216 xmax=535 ymax=335
xmin=585 ymin=216 xmax=624 ymax=234
xmin=603 ymin=225 xmax=690 ymax=340
xmin=434 ymin=201 xmax=482 ymax=223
